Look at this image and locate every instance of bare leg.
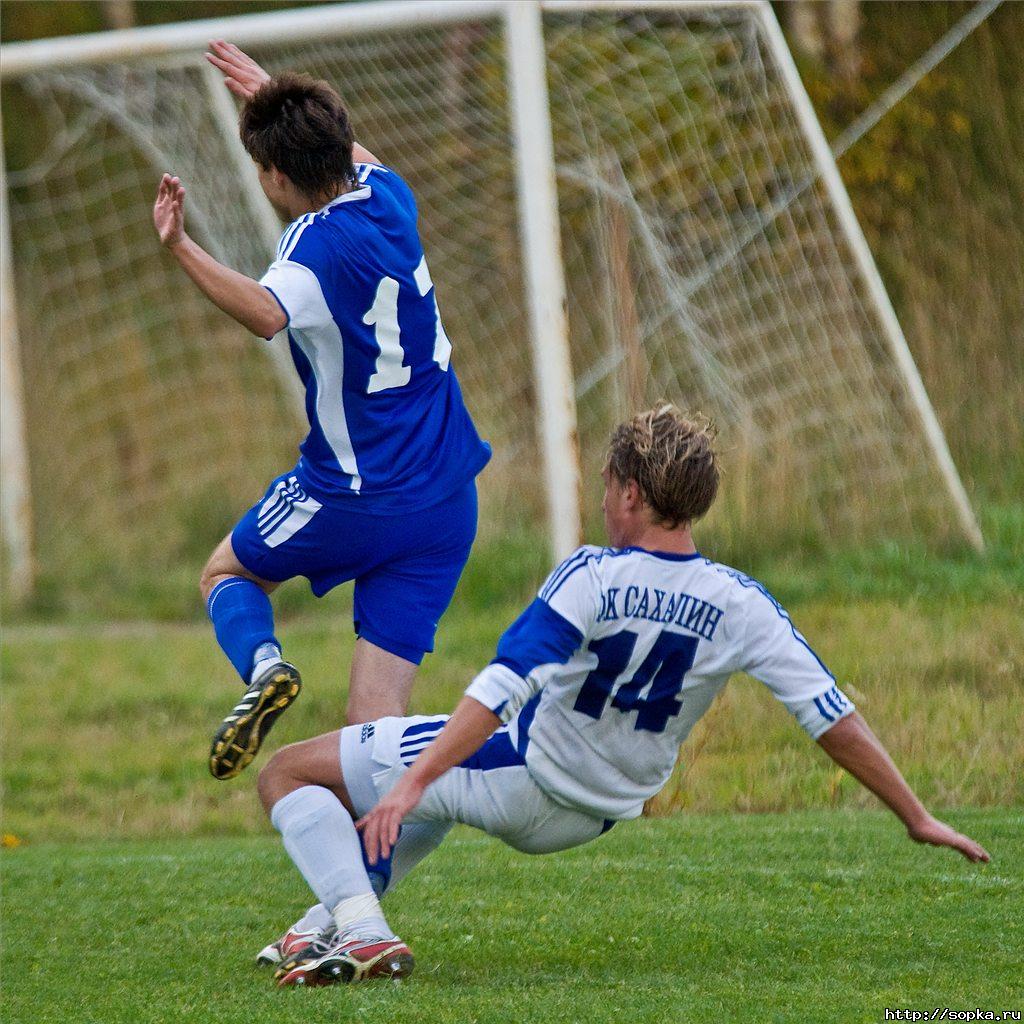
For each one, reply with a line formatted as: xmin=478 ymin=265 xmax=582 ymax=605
xmin=199 ymin=531 xmax=278 ymax=603
xmin=346 ymin=639 xmax=418 ymax=725
xmin=258 ymin=731 xmax=352 ymax=814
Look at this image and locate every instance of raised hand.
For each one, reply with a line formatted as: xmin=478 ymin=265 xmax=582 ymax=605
xmin=205 ymin=40 xmax=271 ymax=100
xmin=907 ymin=814 xmax=991 ymax=863
xmin=153 ymin=173 xmax=186 ymax=248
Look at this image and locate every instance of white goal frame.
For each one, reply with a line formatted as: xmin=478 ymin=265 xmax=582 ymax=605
xmin=0 ymin=0 xmax=984 ymax=599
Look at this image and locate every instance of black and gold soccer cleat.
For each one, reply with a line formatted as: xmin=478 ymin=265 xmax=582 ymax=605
xmin=208 ymin=662 xmax=302 ymax=780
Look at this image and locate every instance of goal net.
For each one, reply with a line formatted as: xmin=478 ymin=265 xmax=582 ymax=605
xmin=1 ymin=1 xmax=978 ymax=614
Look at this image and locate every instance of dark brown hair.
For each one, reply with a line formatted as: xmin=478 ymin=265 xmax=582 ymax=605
xmin=607 ymin=404 xmax=720 ymax=528
xmin=240 ymin=72 xmax=356 ymax=199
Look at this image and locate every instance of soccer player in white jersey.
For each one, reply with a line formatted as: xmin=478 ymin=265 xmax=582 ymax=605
xmin=250 ymin=405 xmax=989 ymax=987
xmin=153 ymin=43 xmax=490 ymax=954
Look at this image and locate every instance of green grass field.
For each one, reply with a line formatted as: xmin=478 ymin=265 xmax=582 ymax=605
xmin=3 ymin=543 xmax=1022 ymax=1020
xmin=2 ymin=812 xmax=1021 ymax=1023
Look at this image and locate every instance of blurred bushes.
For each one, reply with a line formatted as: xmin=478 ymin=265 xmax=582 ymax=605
xmin=790 ymin=1 xmax=1023 ymax=503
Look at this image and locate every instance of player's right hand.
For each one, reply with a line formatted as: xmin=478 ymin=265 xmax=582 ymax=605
xmin=906 ymin=814 xmax=991 ymax=863
xmin=205 ymin=40 xmax=271 ymax=100
xmin=356 ymin=775 xmax=426 ymax=866
xmin=153 ymin=173 xmax=186 ymax=248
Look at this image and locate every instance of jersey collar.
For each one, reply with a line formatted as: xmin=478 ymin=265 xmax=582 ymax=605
xmin=318 ymin=185 xmax=372 ymax=213
xmin=622 ymin=546 xmax=702 ymax=562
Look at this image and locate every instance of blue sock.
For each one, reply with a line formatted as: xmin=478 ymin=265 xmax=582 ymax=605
xmin=206 ymin=577 xmax=279 ymax=682
xmin=361 ymin=826 xmax=395 ymax=896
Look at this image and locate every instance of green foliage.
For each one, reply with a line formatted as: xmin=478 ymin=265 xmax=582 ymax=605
xmin=792 ymin=2 xmax=1024 ymax=504
xmin=711 ymin=499 xmax=1024 ymax=607
xmin=2 ymin=812 xmax=1020 ymax=1022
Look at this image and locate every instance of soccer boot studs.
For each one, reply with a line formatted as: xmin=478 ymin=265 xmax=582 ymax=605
xmin=208 ymin=661 xmax=301 ymax=780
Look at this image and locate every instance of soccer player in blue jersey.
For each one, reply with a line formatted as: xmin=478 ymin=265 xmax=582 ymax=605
xmin=152 ymin=45 xmax=490 ymax=802
xmin=250 ymin=405 xmax=989 ymax=987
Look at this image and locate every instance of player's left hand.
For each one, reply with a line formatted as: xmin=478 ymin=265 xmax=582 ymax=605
xmin=907 ymin=814 xmax=991 ymax=862
xmin=356 ymin=776 xmax=425 ymax=865
xmin=153 ymin=173 xmax=186 ymax=248
xmin=205 ymin=40 xmax=271 ymax=100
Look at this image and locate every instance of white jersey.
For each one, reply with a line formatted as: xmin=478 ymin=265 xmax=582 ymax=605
xmin=466 ymin=545 xmax=853 ymax=820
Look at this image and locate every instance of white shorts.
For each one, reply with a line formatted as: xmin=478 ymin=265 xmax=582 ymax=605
xmin=339 ymin=715 xmax=614 ymax=855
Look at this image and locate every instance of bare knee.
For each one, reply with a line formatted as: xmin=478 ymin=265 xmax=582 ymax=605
xmin=257 ymin=730 xmax=351 ymax=817
xmin=199 ymin=534 xmax=276 ymax=604
xmin=199 ymin=541 xmax=236 ymax=604
xmin=346 ymin=640 xmax=418 ymax=724
xmin=257 ymin=743 xmax=305 ymax=814
xmin=199 ymin=560 xmax=229 ymax=605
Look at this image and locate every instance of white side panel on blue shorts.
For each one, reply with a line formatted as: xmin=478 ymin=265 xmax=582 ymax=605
xmin=256 ymin=475 xmax=323 ymax=549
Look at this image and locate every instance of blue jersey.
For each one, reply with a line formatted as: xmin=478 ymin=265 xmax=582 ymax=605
xmin=259 ymin=163 xmax=490 ymax=513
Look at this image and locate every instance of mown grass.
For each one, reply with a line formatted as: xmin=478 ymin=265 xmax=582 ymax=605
xmin=1 ymin=811 xmax=1020 ymax=1024
xmin=2 ymin=578 xmax=1021 ymax=841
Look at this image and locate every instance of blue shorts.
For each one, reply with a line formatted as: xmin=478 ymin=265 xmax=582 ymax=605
xmin=231 ymin=473 xmax=478 ymax=665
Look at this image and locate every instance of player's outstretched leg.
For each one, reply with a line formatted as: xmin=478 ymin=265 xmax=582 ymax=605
xmin=202 ymin=534 xmax=301 ymax=780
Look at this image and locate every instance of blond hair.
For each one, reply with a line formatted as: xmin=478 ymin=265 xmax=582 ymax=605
xmin=606 ymin=404 xmax=719 ymax=528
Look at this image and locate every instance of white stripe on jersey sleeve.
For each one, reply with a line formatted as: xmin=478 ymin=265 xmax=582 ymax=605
xmin=259 ymin=260 xmax=333 ymax=332
xmin=537 ymin=545 xmax=603 ymax=632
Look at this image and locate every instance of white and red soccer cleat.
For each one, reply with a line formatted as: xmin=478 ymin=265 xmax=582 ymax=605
xmin=274 ymin=931 xmax=414 ymax=987
xmin=255 ymin=924 xmax=325 ymax=967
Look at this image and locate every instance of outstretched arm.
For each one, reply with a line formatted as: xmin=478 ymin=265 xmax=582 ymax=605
xmin=153 ymin=174 xmax=286 ymax=338
xmin=356 ymin=696 xmax=500 ymax=864
xmin=817 ymin=712 xmax=989 ymax=862
xmin=204 ymin=41 xmax=383 ymax=164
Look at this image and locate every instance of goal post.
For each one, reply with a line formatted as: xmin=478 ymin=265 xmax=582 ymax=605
xmin=753 ymin=2 xmax=984 ymax=553
xmin=504 ymin=0 xmax=582 ymax=559
xmin=0 ymin=122 xmax=35 ymax=599
xmin=0 ymin=0 xmax=984 ymax=611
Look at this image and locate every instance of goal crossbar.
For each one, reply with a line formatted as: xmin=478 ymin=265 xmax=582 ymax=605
xmin=0 ymin=1 xmax=759 ymax=79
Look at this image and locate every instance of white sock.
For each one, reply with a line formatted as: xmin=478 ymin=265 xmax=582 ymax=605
xmin=330 ymin=893 xmax=394 ymax=941
xmin=290 ymin=821 xmax=453 ymax=935
xmin=270 ymin=786 xmax=393 ymax=940
xmin=292 ymin=902 xmax=333 ymax=934
xmin=250 ymin=642 xmax=282 ymax=684
xmin=389 ymin=821 xmax=453 ymax=889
